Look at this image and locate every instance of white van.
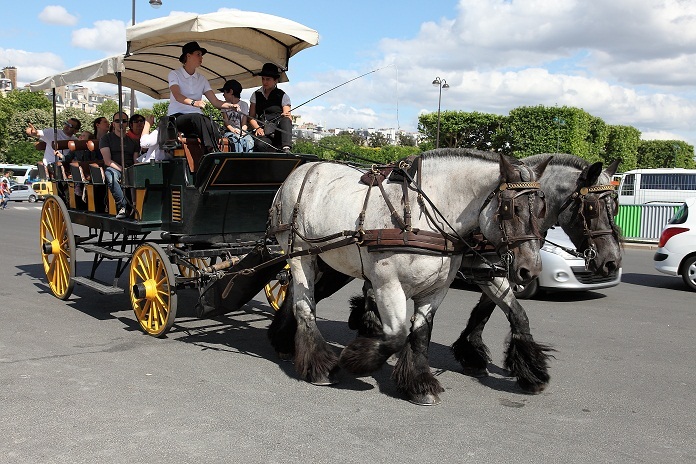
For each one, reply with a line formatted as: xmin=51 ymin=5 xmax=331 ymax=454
xmin=618 ymin=168 xmax=696 ymax=205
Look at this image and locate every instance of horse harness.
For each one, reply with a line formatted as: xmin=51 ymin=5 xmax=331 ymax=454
xmin=555 ymin=182 xmax=618 ymax=267
xmin=268 ymin=157 xmax=545 ymax=266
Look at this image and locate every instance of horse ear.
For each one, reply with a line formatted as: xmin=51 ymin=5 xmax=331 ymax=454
xmin=604 ymin=159 xmax=620 ymax=177
xmin=532 ymin=155 xmax=553 ymax=179
xmin=581 ymin=162 xmax=604 ymax=185
xmin=499 ymin=154 xmax=516 ymax=180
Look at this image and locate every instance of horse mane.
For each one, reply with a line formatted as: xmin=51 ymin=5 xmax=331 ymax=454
xmin=525 ymin=153 xmax=588 ymax=170
xmin=421 ymin=148 xmax=513 ymax=164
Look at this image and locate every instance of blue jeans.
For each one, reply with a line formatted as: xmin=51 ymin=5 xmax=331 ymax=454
xmin=224 ymin=132 xmax=254 ymax=152
xmin=104 ymin=167 xmax=126 ymax=211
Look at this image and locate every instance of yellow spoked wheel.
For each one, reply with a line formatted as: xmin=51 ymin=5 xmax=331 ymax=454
xmin=178 ymin=257 xmax=210 ymax=279
xmin=40 ymin=195 xmax=75 ymax=300
xmin=264 ymin=263 xmax=290 ymax=311
xmin=130 ymin=243 xmax=177 ymax=337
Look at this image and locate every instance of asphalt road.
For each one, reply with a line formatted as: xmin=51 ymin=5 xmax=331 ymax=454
xmin=1 ymin=203 xmax=694 ymax=463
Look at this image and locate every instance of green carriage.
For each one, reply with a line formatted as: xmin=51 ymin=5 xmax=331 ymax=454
xmin=31 ymin=11 xmax=318 ymax=336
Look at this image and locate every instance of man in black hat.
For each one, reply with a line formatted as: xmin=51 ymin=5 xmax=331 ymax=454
xmin=166 ymin=41 xmax=236 ymax=153
xmin=218 ymin=79 xmax=253 ymax=152
xmin=248 ymin=63 xmax=293 ymax=153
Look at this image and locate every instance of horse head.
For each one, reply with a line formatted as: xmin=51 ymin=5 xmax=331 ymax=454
xmin=478 ymin=154 xmax=552 ymax=285
xmin=557 ymin=159 xmax=622 ymax=276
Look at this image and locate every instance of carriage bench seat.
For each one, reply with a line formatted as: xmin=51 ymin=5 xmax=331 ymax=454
xmin=175 ymin=136 xmax=204 ymax=173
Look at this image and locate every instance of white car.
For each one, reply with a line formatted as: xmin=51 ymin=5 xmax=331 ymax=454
xmin=458 ymin=227 xmax=622 ymax=299
xmin=510 ymin=227 xmax=622 ymax=298
xmin=653 ymin=197 xmax=696 ymax=291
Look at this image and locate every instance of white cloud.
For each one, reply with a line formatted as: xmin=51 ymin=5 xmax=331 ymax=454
xmin=72 ymin=20 xmax=126 ymax=54
xmin=38 ymin=6 xmax=78 ymax=26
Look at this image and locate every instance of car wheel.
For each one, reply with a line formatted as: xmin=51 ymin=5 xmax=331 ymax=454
xmin=28 ymin=195 xmax=37 ymax=203
xmin=681 ymin=255 xmax=696 ymax=291
xmin=511 ymin=278 xmax=539 ymax=299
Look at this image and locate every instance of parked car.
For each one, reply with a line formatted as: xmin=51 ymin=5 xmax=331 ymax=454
xmin=458 ymin=227 xmax=622 ymax=299
xmin=653 ymin=197 xmax=696 ymax=291
xmin=8 ymin=184 xmax=39 ymax=202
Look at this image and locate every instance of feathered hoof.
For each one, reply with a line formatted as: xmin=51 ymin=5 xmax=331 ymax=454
xmin=408 ymin=392 xmax=441 ymax=406
xmin=517 ymin=378 xmax=548 ymax=394
xmin=462 ymin=365 xmax=489 ymax=378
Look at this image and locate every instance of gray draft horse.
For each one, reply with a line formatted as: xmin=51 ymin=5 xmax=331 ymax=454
xmin=351 ymin=152 xmax=622 ymax=394
xmin=268 ymin=150 xmax=550 ymax=405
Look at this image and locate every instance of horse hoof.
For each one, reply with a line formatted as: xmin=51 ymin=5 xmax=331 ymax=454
xmin=408 ymin=393 xmax=441 ymax=406
xmin=518 ymin=380 xmax=548 ymax=394
xmin=310 ymin=377 xmax=338 ymax=386
xmin=277 ymin=352 xmax=293 ymax=362
xmin=462 ymin=366 xmax=489 ymax=378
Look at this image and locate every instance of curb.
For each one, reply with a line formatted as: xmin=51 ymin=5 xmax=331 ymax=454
xmin=623 ymin=241 xmax=658 ymax=250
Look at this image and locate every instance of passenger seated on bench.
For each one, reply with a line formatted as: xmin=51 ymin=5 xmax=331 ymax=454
xmin=100 ymin=112 xmax=140 ymax=219
xmin=25 ymin=119 xmax=81 ymax=164
xmin=137 ymin=115 xmax=171 ymax=162
xmin=167 ymin=41 xmax=237 ymax=153
xmin=248 ymin=63 xmax=293 ymax=153
xmin=219 ymin=79 xmax=253 ymax=153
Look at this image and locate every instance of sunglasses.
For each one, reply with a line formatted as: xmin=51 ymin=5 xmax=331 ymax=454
xmin=113 ymin=119 xmax=127 ymax=123
xmin=64 ymin=121 xmax=75 ymax=128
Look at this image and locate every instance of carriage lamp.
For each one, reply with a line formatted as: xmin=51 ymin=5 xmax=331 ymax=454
xmin=432 ymin=77 xmax=449 ymax=149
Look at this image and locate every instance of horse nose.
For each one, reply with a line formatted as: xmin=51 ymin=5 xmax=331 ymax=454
xmin=604 ymin=260 xmax=618 ymax=275
xmin=517 ymin=267 xmax=533 ymax=284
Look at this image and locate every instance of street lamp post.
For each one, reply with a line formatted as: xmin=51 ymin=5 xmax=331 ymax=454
xmin=130 ymin=0 xmax=163 ymax=114
xmin=432 ymin=77 xmax=449 ymax=149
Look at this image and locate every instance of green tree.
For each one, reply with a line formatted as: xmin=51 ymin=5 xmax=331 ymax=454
xmin=397 ymin=132 xmax=416 ymax=147
xmin=367 ymin=131 xmax=389 ymax=148
xmin=338 ymin=130 xmax=365 ymax=146
xmin=58 ymin=107 xmax=91 ymax=135
xmin=604 ymin=125 xmax=640 ymax=171
xmin=418 ymin=110 xmax=506 ymax=150
xmin=0 ymin=89 xmax=53 ymax=158
xmin=506 ymin=105 xmax=608 ymax=161
xmin=5 ymin=141 xmax=41 ymax=165
xmin=95 ymin=100 xmax=119 ymax=119
xmin=637 ymin=140 xmax=695 ymax=169
xmin=151 ymin=102 xmax=169 ymax=123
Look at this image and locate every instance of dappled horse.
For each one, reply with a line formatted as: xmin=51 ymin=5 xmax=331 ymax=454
xmin=450 ymin=153 xmax=622 ymax=390
xmin=268 ymin=151 xmax=550 ymax=404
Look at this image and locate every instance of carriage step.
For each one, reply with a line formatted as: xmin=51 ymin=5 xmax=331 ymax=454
xmin=78 ymin=244 xmax=132 ymax=259
xmin=73 ymin=277 xmax=124 ymax=295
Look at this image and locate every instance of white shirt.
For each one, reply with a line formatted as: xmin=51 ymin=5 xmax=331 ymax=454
xmin=167 ymin=67 xmax=212 ymax=116
xmin=37 ymin=128 xmax=76 ymax=164
xmin=138 ymin=129 xmax=171 ymax=162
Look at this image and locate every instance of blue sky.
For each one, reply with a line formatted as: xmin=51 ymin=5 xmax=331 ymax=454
xmin=2 ymin=0 xmax=696 ymax=148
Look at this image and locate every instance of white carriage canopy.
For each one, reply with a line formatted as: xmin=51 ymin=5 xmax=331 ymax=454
xmin=29 ymin=10 xmax=320 ymax=99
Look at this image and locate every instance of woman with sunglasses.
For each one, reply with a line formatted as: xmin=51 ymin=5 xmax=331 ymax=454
xmin=100 ymin=112 xmax=140 ymax=219
xmin=25 ymin=118 xmax=81 ymax=165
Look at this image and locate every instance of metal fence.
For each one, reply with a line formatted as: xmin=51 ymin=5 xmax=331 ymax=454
xmin=616 ymin=204 xmax=679 ymax=242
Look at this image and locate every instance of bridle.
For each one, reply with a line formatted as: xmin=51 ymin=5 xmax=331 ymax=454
xmin=479 ymin=179 xmax=546 ymax=269
xmin=557 ymin=183 xmax=619 ymax=267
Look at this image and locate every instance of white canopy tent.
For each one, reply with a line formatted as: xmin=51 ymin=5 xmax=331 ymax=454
xmin=29 ymin=10 xmax=319 ymax=99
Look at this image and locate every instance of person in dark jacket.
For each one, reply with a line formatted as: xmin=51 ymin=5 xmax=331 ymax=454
xmin=248 ymin=63 xmax=293 ymax=153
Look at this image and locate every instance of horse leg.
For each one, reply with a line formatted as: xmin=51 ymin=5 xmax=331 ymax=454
xmin=339 ymin=281 xmax=406 ymax=376
xmin=479 ymin=279 xmax=555 ymax=394
xmin=267 ymin=283 xmax=296 ymax=360
xmin=392 ymin=291 xmax=447 ymax=406
xmin=347 ymin=280 xmax=384 ymax=337
xmin=451 ymin=289 xmax=496 ymax=377
xmin=289 ymin=256 xmax=339 ymax=385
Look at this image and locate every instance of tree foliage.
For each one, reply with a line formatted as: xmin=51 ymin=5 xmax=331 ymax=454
xmin=418 ymin=110 xmax=505 ymax=150
xmin=95 ymin=100 xmax=119 ymax=119
xmin=604 ymin=125 xmax=641 ymax=171
xmin=293 ymin=135 xmax=419 ymax=164
xmin=637 ymin=140 xmax=695 ymax=169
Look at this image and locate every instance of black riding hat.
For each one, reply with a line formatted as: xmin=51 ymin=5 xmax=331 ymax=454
xmin=257 ymin=62 xmax=281 ymax=79
xmin=179 ymin=41 xmax=207 ymax=63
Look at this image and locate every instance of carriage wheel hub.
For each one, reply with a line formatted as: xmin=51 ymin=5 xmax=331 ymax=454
xmin=133 ymin=280 xmax=158 ymax=300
